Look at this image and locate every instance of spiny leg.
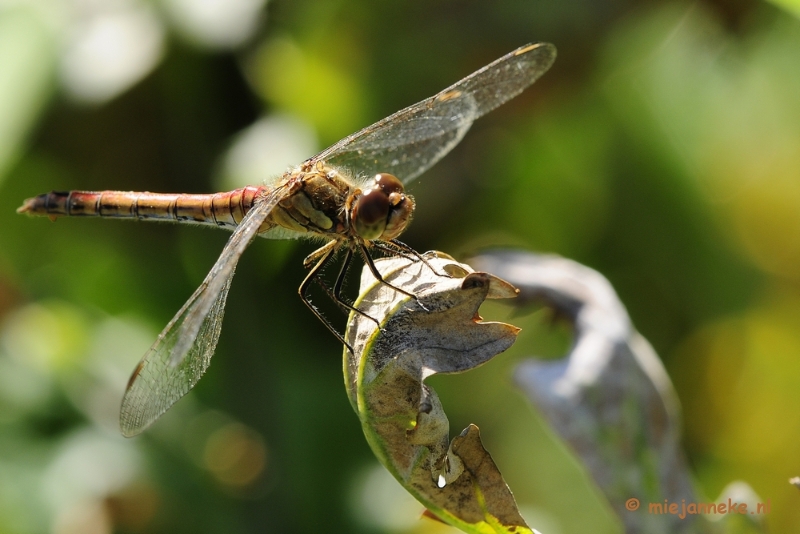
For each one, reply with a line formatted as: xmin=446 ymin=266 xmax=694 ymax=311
xmin=299 ymin=243 xmax=352 ymax=351
xmin=303 ymin=239 xmax=337 ymax=269
xmin=358 ymin=243 xmax=421 ymax=303
xmin=306 ymin=248 xmax=379 ymax=327
xmin=388 ymin=239 xmax=449 ymax=277
xmin=305 ymin=240 xmax=353 ymax=315
xmin=370 ymin=240 xmax=449 ymax=279
xmin=371 ymin=241 xmax=419 ymax=263
xmin=332 ymin=248 xmax=381 ymax=328
xmin=309 ymin=247 xmax=382 ymax=326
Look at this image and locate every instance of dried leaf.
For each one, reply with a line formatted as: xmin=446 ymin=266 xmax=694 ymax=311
xmin=344 ymin=252 xmax=532 ymax=534
xmin=471 ymin=250 xmax=714 ymax=534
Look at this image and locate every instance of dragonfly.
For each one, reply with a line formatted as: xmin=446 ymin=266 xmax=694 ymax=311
xmin=18 ymin=42 xmax=556 ymax=437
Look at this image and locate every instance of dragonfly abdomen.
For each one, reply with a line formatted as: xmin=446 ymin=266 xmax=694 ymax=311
xmin=18 ymin=187 xmax=269 ymax=228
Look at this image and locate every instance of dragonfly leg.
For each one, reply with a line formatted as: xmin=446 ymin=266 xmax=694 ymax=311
xmin=387 ymin=239 xmax=449 ymax=278
xmin=358 ymin=243 xmax=420 ymax=303
xmin=332 ymin=248 xmax=381 ymax=328
xmin=303 ymin=239 xmax=337 ymax=269
xmin=299 ymin=244 xmax=353 ymax=351
xmin=371 ymin=241 xmax=418 ymax=262
xmin=306 ymin=246 xmax=378 ymax=324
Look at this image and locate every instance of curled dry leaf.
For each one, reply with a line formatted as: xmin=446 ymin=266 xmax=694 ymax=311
xmin=344 ymin=252 xmax=530 ymax=534
xmin=471 ymin=250 xmax=711 ymax=534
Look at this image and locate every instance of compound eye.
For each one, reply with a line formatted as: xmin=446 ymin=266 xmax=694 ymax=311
xmin=374 ymin=173 xmax=403 ymax=195
xmin=356 ymin=189 xmax=390 ymax=226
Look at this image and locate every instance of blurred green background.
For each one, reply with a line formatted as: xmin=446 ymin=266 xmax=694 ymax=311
xmin=1 ymin=0 xmax=799 ymax=533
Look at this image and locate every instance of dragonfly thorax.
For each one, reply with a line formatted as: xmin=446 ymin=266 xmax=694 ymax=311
xmin=351 ymin=173 xmax=414 ymax=241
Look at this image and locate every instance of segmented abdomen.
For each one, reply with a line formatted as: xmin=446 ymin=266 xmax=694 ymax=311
xmin=17 ymin=186 xmax=269 ymax=229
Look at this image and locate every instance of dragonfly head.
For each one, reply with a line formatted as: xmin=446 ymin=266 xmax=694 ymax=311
xmin=352 ymin=173 xmax=414 ymax=241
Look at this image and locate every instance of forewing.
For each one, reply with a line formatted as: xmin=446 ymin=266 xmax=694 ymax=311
xmin=119 ymin=186 xmax=287 ymax=437
xmin=313 ymin=42 xmax=556 ymax=184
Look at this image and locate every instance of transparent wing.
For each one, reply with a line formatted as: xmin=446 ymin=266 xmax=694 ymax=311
xmin=311 ymin=42 xmax=556 ymax=184
xmin=119 ymin=185 xmax=288 ymax=437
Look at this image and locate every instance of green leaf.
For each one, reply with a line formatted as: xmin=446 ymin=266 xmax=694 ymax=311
xmin=344 ymin=252 xmax=531 ymax=534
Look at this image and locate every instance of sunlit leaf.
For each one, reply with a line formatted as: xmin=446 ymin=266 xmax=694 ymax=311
xmin=345 ymin=252 xmax=530 ymax=534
